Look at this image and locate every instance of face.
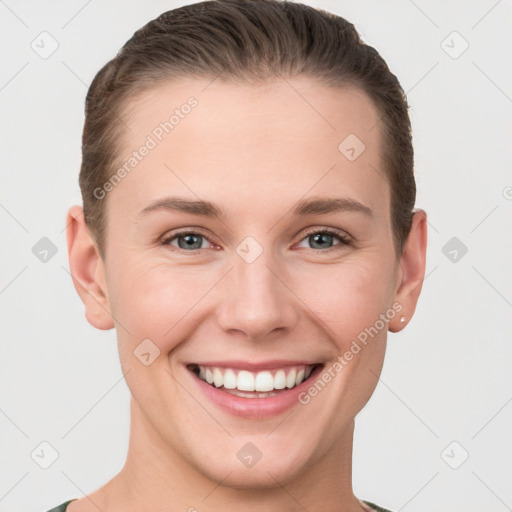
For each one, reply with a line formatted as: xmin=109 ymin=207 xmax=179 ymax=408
xmin=74 ymin=77 xmax=418 ymax=489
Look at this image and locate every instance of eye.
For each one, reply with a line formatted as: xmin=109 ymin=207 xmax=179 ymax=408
xmin=161 ymin=227 xmax=351 ymax=253
xmin=296 ymin=228 xmax=351 ymax=252
xmin=161 ymin=229 xmax=214 ymax=251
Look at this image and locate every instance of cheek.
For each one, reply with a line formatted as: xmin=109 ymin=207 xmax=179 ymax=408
xmin=108 ymin=261 xmax=203 ymax=354
xmin=108 ymin=245 xmax=396 ymax=361
xmin=293 ymin=255 xmax=395 ymax=345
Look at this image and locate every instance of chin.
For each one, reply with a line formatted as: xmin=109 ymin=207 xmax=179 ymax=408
xmin=208 ymin=460 xmax=308 ymax=490
xmin=188 ymin=437 xmax=313 ymax=490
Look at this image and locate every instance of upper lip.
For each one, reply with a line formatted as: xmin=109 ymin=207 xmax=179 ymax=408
xmin=186 ymin=360 xmax=321 ymax=371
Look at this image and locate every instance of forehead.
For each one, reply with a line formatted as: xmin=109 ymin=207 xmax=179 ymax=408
xmin=109 ymin=77 xmax=387 ymax=222
xmin=121 ymin=77 xmax=380 ymax=150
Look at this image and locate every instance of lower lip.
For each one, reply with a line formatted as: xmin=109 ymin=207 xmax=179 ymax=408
xmin=186 ymin=365 xmax=323 ymax=418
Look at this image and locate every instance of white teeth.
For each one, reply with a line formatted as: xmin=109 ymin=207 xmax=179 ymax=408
xmin=223 ymin=389 xmax=278 ymax=399
xmin=213 ymin=368 xmax=223 ymax=388
xmin=237 ymin=370 xmax=255 ymax=391
xmin=255 ymin=371 xmax=274 ymax=392
xmin=274 ymin=370 xmax=286 ymax=389
xmin=192 ymin=364 xmax=316 ymax=394
xmin=286 ymin=368 xmax=297 ymax=388
xmin=223 ymin=369 xmax=237 ymax=389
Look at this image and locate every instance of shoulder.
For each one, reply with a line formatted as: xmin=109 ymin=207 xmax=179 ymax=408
xmin=362 ymin=500 xmax=396 ymax=512
xmin=43 ymin=499 xmax=78 ymax=512
xmin=45 ymin=498 xmax=392 ymax=512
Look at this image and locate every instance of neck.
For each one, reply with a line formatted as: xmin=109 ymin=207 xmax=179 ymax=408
xmin=99 ymin=397 xmax=367 ymax=512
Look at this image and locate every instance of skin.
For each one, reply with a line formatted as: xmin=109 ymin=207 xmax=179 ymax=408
xmin=66 ymin=77 xmax=427 ymax=512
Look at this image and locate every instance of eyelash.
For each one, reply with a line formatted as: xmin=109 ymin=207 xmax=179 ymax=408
xmin=160 ymin=227 xmax=352 ymax=254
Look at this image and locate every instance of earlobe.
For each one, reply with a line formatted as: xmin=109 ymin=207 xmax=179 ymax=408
xmin=388 ymin=209 xmax=428 ymax=333
xmin=66 ymin=205 xmax=115 ymax=330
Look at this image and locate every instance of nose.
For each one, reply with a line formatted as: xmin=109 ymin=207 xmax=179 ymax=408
xmin=216 ymin=248 xmax=300 ymax=341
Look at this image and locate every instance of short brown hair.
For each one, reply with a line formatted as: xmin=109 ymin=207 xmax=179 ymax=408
xmin=79 ymin=0 xmax=415 ymax=259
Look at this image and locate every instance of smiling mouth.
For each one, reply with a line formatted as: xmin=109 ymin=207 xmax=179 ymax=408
xmin=187 ymin=363 xmax=322 ymax=398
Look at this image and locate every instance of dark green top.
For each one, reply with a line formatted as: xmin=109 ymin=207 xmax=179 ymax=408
xmin=45 ymin=498 xmax=394 ymax=511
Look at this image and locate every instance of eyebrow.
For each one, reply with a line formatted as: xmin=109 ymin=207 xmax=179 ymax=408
xmin=137 ymin=195 xmax=373 ymax=219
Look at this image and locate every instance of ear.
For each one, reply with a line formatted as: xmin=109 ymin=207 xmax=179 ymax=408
xmin=66 ymin=205 xmax=114 ymax=330
xmin=388 ymin=209 xmax=428 ymax=333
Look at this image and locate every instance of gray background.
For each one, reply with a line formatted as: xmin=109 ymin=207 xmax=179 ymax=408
xmin=1 ymin=1 xmax=511 ymax=511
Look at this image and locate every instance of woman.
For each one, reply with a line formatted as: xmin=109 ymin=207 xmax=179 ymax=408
xmin=52 ymin=0 xmax=427 ymax=510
